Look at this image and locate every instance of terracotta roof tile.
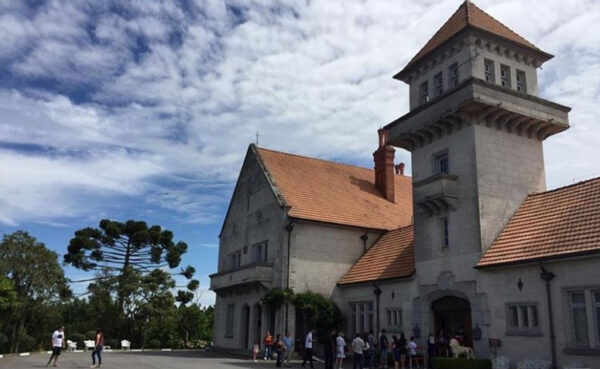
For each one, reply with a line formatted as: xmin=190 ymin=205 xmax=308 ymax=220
xmin=402 ymin=1 xmax=541 ymax=73
xmin=339 ymin=225 xmax=414 ymax=285
xmin=256 ymin=147 xmax=413 ymax=231
xmin=478 ymin=177 xmax=600 ymax=267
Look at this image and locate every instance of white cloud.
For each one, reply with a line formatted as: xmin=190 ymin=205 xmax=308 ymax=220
xmin=0 ymin=0 xmax=599 ymax=229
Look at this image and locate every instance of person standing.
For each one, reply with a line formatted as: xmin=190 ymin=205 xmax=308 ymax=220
xmin=391 ymin=335 xmax=400 ymax=369
xmin=398 ymin=333 xmax=407 ymax=369
xmin=427 ymin=334 xmax=436 ymax=369
xmin=282 ymin=331 xmax=293 ymax=368
xmin=274 ymin=334 xmax=286 ymax=367
xmin=379 ymin=330 xmax=389 ymax=369
xmin=367 ymin=330 xmax=377 ymax=369
xmin=90 ymin=328 xmax=104 ymax=368
xmin=325 ymin=329 xmax=336 ymax=369
xmin=335 ymin=332 xmax=346 ymax=369
xmin=264 ymin=331 xmax=274 ymax=360
xmin=47 ymin=326 xmax=66 ymax=367
xmin=352 ymin=333 xmax=365 ymax=369
xmin=253 ymin=341 xmax=260 ymax=362
xmin=301 ymin=329 xmax=314 ymax=368
xmin=407 ymin=337 xmax=418 ymax=369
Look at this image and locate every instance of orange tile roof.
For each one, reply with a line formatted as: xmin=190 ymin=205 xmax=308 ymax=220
xmin=478 ymin=177 xmax=600 ymax=267
xmin=339 ymin=226 xmax=414 ymax=285
xmin=401 ymin=1 xmax=542 ymax=74
xmin=256 ymin=146 xmax=413 ymax=231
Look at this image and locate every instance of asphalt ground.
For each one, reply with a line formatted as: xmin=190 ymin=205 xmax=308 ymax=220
xmin=0 ymin=350 xmax=343 ymax=369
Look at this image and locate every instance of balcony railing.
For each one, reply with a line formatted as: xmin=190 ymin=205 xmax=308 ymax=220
xmin=413 ymin=173 xmax=459 ymax=215
xmin=209 ymin=262 xmax=273 ymax=295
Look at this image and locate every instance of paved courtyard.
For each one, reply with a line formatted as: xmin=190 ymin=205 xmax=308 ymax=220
xmin=0 ymin=351 xmax=339 ymax=369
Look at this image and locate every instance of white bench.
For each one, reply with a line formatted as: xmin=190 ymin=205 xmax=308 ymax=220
xmin=121 ymin=340 xmax=131 ymax=350
xmin=84 ymin=340 xmax=95 ymax=351
xmin=66 ymin=340 xmax=77 ymax=352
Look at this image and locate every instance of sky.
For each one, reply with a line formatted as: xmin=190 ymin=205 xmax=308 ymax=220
xmin=0 ymin=0 xmax=599 ymax=306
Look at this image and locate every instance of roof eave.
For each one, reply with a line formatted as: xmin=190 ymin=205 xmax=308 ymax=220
xmin=338 ymin=270 xmax=416 ymax=287
xmin=394 ymin=25 xmax=553 ymax=83
xmin=475 ymin=249 xmax=600 ymax=270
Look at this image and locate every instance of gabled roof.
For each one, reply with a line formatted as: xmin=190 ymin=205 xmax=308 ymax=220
xmin=339 ymin=225 xmax=414 ymax=285
xmin=478 ymin=177 xmax=600 ymax=268
xmin=397 ymin=1 xmax=549 ymax=78
xmin=255 ymin=146 xmax=413 ymax=231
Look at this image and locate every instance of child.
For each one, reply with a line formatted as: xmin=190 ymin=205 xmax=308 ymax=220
xmin=253 ymin=341 xmax=260 ymax=362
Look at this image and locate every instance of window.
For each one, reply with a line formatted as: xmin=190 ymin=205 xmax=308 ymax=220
xmin=387 ymin=309 xmax=403 ymax=328
xmin=419 ymin=81 xmax=429 ymax=105
xmin=252 ymin=241 xmax=268 ymax=263
xmin=484 ymin=59 xmax=495 ymax=82
xmin=441 ymin=217 xmax=449 ymax=248
xmin=225 ymin=304 xmax=235 ymax=337
xmin=229 ymin=250 xmax=241 ymax=270
xmin=448 ymin=63 xmax=459 ymax=88
xmin=434 ymin=72 xmax=443 ymax=96
xmin=349 ymin=301 xmax=373 ymax=335
xmin=506 ymin=303 xmax=540 ymax=335
xmin=500 ymin=64 xmax=511 ymax=88
xmin=569 ymin=291 xmax=590 ymax=345
xmin=433 ymin=151 xmax=449 ymax=175
xmin=516 ymin=70 xmax=527 ymax=92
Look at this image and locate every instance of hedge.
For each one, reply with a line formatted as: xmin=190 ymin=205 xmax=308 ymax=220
xmin=433 ymin=358 xmax=492 ymax=369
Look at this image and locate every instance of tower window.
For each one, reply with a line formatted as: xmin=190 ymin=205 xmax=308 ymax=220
xmin=252 ymin=241 xmax=268 ymax=263
xmin=501 ymin=64 xmax=511 ymax=88
xmin=448 ymin=63 xmax=459 ymax=87
xmin=441 ymin=216 xmax=449 ymax=248
xmin=484 ymin=59 xmax=495 ymax=83
xmin=516 ymin=70 xmax=527 ymax=92
xmin=434 ymin=72 xmax=443 ymax=96
xmin=433 ymin=151 xmax=449 ymax=175
xmin=420 ymin=81 xmax=429 ymax=105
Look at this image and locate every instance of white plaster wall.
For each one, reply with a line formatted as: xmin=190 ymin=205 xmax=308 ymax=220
xmin=478 ymin=257 xmax=600 ymax=369
xmin=474 ymin=124 xmax=546 ymax=252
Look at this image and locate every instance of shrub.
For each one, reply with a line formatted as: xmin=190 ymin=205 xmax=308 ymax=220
xmin=0 ymin=333 xmax=8 ymax=353
xmin=434 ymin=358 xmax=492 ymax=369
xmin=104 ymin=338 xmax=118 ymax=348
xmin=18 ymin=334 xmax=37 ymax=352
xmin=70 ymin=333 xmax=86 ymax=349
xmin=85 ymin=330 xmax=97 ymax=340
xmin=147 ymin=339 xmax=162 ymax=349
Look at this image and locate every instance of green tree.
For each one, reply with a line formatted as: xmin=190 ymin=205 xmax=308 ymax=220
xmin=0 ymin=231 xmax=70 ymax=353
xmin=64 ymin=220 xmax=198 ymax=316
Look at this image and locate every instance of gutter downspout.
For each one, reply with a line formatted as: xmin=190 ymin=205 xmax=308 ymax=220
xmin=373 ymin=283 xmax=382 ymax=337
xmin=540 ymin=264 xmax=556 ymax=369
xmin=285 ymin=222 xmax=294 ymax=332
xmin=360 ymin=231 xmax=369 ymax=254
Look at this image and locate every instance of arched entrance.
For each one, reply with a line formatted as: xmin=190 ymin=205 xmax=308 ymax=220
xmin=241 ymin=305 xmax=251 ymax=349
xmin=432 ymin=296 xmax=473 ymax=349
xmin=253 ymin=304 xmax=263 ymax=345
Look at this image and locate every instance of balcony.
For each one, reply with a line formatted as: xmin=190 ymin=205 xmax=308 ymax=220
xmin=209 ymin=262 xmax=273 ymax=296
xmin=413 ymin=174 xmax=459 ymax=215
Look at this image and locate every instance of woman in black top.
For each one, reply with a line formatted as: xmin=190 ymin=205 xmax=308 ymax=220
xmin=398 ymin=333 xmax=407 ymax=369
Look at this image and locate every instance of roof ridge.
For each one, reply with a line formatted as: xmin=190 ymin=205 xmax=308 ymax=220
xmin=256 ymin=145 xmax=412 ymax=177
xmin=467 ymin=1 xmax=539 ymax=51
xmin=527 ymin=176 xmax=600 ymax=198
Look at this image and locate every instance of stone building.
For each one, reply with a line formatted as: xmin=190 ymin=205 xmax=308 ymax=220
xmin=211 ymin=2 xmax=600 ymax=367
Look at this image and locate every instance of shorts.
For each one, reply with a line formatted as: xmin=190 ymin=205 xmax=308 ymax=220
xmin=336 ymin=346 xmax=345 ymax=359
xmin=52 ymin=347 xmax=62 ymax=356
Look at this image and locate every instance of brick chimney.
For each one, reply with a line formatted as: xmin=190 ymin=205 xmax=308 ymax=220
xmin=373 ymin=129 xmax=396 ymax=202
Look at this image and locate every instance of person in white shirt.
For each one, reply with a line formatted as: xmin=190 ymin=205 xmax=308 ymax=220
xmin=352 ymin=333 xmax=366 ymax=369
xmin=335 ymin=332 xmax=346 ymax=369
xmin=47 ymin=326 xmax=66 ymax=367
xmin=408 ymin=337 xmax=419 ymax=369
xmin=301 ymin=330 xmax=314 ymax=368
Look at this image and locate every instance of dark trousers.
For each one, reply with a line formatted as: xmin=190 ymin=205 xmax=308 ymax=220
xmin=325 ymin=349 xmax=334 ymax=369
xmin=302 ymin=347 xmax=313 ymax=367
xmin=354 ymin=353 xmax=364 ymax=369
xmin=92 ymin=345 xmax=103 ymax=365
xmin=275 ymin=349 xmax=283 ymax=367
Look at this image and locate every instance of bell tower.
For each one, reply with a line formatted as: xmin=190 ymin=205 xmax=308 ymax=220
xmin=383 ymin=1 xmax=571 ymax=277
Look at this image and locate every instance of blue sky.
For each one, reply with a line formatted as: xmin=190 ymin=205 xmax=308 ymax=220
xmin=1 ymin=0 xmax=599 ymax=306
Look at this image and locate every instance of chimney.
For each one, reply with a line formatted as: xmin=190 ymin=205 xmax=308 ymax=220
xmin=373 ymin=129 xmax=396 ymax=202
xmin=395 ymin=163 xmax=405 ymax=175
